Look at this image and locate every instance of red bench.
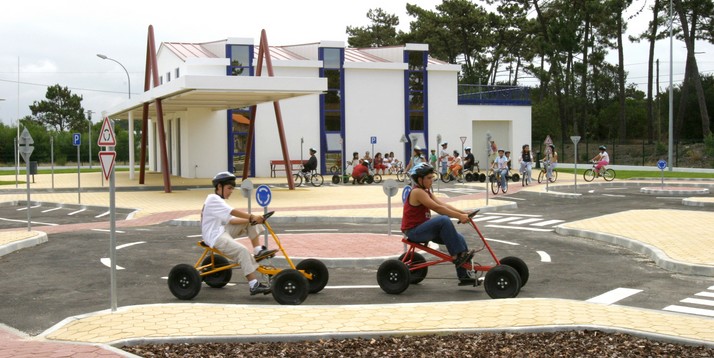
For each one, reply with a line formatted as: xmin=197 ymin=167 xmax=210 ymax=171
xmin=270 ymin=160 xmax=306 ymax=177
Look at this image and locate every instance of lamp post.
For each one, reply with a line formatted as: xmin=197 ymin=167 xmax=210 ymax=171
xmin=97 ymin=54 xmax=130 ymax=98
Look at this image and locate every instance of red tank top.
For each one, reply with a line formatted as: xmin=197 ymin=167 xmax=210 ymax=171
xmin=401 ymin=188 xmax=432 ymax=232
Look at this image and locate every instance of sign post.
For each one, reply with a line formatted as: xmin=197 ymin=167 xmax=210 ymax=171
xmin=19 ymin=128 xmax=34 ymax=231
xmin=382 ymin=180 xmax=398 ymax=236
xmin=240 ymin=179 xmax=253 ymax=214
xmin=570 ymin=136 xmax=581 ymax=193
xmin=485 ymin=132 xmax=492 ymax=205
xmin=97 ymin=116 xmax=118 ymax=312
xmin=73 ymin=133 xmax=81 ymax=204
xmin=255 ymin=185 xmax=272 ymax=247
xmin=657 ymin=160 xmax=667 ymax=189
xmin=370 ymin=136 xmax=377 ymax=160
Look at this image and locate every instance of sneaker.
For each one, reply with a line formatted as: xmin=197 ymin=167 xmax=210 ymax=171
xmin=249 ymin=282 xmax=271 ymax=295
xmin=458 ymin=278 xmax=477 ymax=286
xmin=453 ymin=249 xmax=475 ymax=267
xmin=255 ymin=248 xmax=278 ymax=261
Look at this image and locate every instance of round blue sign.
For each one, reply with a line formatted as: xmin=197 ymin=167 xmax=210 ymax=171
xmin=657 ymin=160 xmax=667 ymax=170
xmin=255 ymin=185 xmax=272 ymax=207
xmin=401 ymin=185 xmax=412 ymax=203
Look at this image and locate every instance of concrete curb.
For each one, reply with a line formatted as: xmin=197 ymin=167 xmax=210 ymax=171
xmin=0 ymin=231 xmax=48 ymax=258
xmin=555 ymin=226 xmax=714 ymax=276
xmin=683 ymin=198 xmax=714 ymax=207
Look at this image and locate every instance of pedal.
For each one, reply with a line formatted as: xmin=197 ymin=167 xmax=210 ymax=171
xmin=255 ymin=249 xmax=278 ymax=262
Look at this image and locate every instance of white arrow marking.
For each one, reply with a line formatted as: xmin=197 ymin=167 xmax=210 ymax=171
xmin=537 ymin=251 xmax=551 ymax=262
xmin=100 ymin=258 xmax=125 ymax=270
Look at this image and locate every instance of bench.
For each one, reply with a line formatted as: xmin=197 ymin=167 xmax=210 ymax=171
xmin=270 ymin=160 xmax=307 ymax=177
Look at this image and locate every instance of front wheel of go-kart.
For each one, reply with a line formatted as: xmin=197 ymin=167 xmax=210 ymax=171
xmin=311 ymin=173 xmax=324 ymax=187
xmin=296 ymin=258 xmax=329 ymax=294
xmin=343 ymin=176 xmax=350 ymax=184
xmin=484 ymin=265 xmax=521 ymax=299
xmin=272 ymin=269 xmax=309 ymax=305
xmin=499 ymin=256 xmax=529 ymax=288
xmin=292 ymin=173 xmax=303 ymax=187
xmin=168 ymin=264 xmax=202 ymax=300
xmin=398 ymin=252 xmax=428 ymax=284
xmin=331 ymin=175 xmax=340 ymax=184
xmin=377 ymin=259 xmax=411 ymax=294
xmin=201 ymin=255 xmax=232 ymax=288
xmin=479 ymin=173 xmax=487 ymax=182
xmin=603 ymin=169 xmax=616 ymax=181
xmin=583 ymin=169 xmax=595 ymax=182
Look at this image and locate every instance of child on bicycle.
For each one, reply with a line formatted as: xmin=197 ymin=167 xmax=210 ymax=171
xmin=401 ymin=163 xmax=476 ymax=286
xmin=201 ymin=172 xmax=276 ymax=295
xmin=491 ymin=149 xmax=509 ymax=191
xmin=545 ymin=144 xmax=558 ymax=180
xmin=449 ymin=150 xmax=463 ymax=179
xmin=519 ymin=144 xmax=533 ymax=184
xmin=301 ymin=147 xmax=318 ymax=176
xmin=591 ymin=146 xmax=609 ymax=176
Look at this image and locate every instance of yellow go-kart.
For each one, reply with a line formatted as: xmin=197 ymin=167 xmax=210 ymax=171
xmin=168 ymin=211 xmax=329 ymax=305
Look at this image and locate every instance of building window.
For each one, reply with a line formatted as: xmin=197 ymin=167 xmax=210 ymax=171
xmin=323 ymin=48 xmax=341 ymax=69
xmin=166 ymin=72 xmax=171 ymax=82
xmin=175 ymin=68 xmax=180 ymax=79
xmin=319 ymin=47 xmax=345 ymax=174
xmin=159 ymin=75 xmax=163 ymax=85
xmin=228 ymin=44 xmax=252 ymax=76
xmin=404 ymin=50 xmax=428 ymax=153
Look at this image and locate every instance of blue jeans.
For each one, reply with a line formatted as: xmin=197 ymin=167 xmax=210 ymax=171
xmin=405 ymin=216 xmax=469 ymax=278
xmin=440 ymin=161 xmax=448 ymax=175
xmin=499 ymin=168 xmax=509 ymax=191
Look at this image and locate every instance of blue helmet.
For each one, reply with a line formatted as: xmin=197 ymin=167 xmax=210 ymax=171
xmin=409 ymin=162 xmax=435 ymax=181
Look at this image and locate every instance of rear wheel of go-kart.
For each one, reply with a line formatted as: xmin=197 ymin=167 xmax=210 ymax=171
xmin=168 ymin=264 xmax=202 ymax=300
xmin=365 ymin=175 xmax=374 ymax=184
xmin=377 ymin=259 xmax=411 ymax=294
xmin=201 ymin=255 xmax=232 ymax=288
xmin=464 ymin=173 xmax=474 ymax=182
xmin=398 ymin=252 xmax=428 ymax=284
xmin=331 ymin=175 xmax=340 ymax=184
xmin=373 ymin=173 xmax=383 ymax=183
xmin=479 ymin=173 xmax=486 ymax=182
xmin=511 ymin=173 xmax=520 ymax=182
xmin=296 ymin=258 xmax=329 ymax=294
xmin=603 ymin=168 xmax=616 ymax=181
xmin=499 ymin=256 xmax=529 ymax=288
xmin=484 ymin=265 xmax=521 ymax=299
xmin=272 ymin=269 xmax=309 ymax=305
xmin=583 ymin=169 xmax=595 ymax=182
xmin=292 ymin=173 xmax=303 ymax=187
xmin=311 ymin=173 xmax=324 ymax=187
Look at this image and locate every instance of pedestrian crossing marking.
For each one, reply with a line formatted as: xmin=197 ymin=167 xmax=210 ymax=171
xmin=487 ymin=217 xmax=522 ymax=223
xmin=663 ymin=305 xmax=714 ymax=317
xmin=695 ymin=292 xmax=714 ymax=298
xmin=586 ymin=288 xmax=642 ymax=305
xmin=532 ymin=219 xmax=565 ymax=227
xmin=680 ymin=297 xmax=714 ymax=307
xmin=510 ymin=218 xmax=542 ymax=225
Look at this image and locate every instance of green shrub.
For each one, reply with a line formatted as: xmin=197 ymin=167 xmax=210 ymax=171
xmin=705 ymin=134 xmax=714 ymax=157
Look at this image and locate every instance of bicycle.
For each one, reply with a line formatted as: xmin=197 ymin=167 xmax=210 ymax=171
xmin=519 ymin=162 xmax=533 ymax=186
xmin=537 ymin=161 xmax=558 ymax=184
xmin=489 ymin=169 xmax=508 ymax=194
xmin=583 ymin=162 xmax=615 ymax=182
xmin=440 ymin=166 xmax=463 ymax=183
xmin=293 ymin=169 xmax=324 ymax=187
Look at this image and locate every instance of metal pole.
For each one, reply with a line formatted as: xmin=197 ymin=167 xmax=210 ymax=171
xmin=387 ymin=196 xmax=392 ymax=236
xmin=667 ymin=0 xmax=673 ymax=171
xmin=574 ymin=144 xmax=578 ymax=192
xmin=51 ymin=136 xmax=54 ymax=190
xmin=14 ymin=137 xmax=18 ymax=188
xmin=109 ymin=146 xmax=117 ymax=311
xmin=77 ymin=145 xmax=81 ymax=204
xmin=25 ymin=158 xmax=31 ymax=232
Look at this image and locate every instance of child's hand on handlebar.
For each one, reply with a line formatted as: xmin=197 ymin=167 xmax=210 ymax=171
xmin=249 ymin=214 xmax=264 ymax=225
xmin=457 ymin=212 xmax=469 ymax=224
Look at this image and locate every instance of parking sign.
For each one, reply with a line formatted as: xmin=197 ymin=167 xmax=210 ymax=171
xmin=73 ymin=133 xmax=81 ymax=146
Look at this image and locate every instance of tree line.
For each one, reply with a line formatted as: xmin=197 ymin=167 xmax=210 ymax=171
xmin=347 ymin=0 xmax=713 ymax=144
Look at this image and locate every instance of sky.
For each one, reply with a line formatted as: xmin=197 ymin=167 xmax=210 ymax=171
xmin=0 ymin=0 xmax=712 ymax=126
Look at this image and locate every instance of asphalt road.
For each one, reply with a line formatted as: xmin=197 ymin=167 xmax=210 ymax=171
xmin=1 ymin=182 xmax=713 ymax=335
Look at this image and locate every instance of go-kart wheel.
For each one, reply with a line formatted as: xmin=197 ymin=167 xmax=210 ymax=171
xmin=479 ymin=173 xmax=486 ymax=182
xmin=511 ymin=173 xmax=520 ymax=182
xmin=272 ymin=269 xmax=309 ymax=305
xmin=484 ymin=265 xmax=521 ymax=299
xmin=464 ymin=173 xmax=474 ymax=182
xmin=373 ymin=174 xmax=382 ymax=183
xmin=377 ymin=259 xmax=411 ymax=294
xmin=398 ymin=252 xmax=428 ymax=284
xmin=296 ymin=258 xmax=329 ymax=293
xmin=168 ymin=264 xmax=202 ymax=300
xmin=499 ymin=256 xmax=529 ymax=288
xmin=331 ymin=175 xmax=340 ymax=184
xmin=343 ymin=176 xmax=350 ymax=184
xmin=201 ymin=255 xmax=232 ymax=288
xmin=365 ymin=175 xmax=374 ymax=184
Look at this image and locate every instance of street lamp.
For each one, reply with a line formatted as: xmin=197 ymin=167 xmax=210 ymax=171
xmin=97 ymin=54 xmax=130 ymax=99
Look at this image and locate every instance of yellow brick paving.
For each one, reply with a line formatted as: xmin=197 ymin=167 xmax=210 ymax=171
xmin=2 ymin=171 xmax=714 ymax=347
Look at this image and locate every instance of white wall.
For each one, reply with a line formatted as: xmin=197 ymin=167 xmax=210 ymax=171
xmin=184 ymin=108 xmax=228 ymax=178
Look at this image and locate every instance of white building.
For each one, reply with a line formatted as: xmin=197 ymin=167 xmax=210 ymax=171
xmin=108 ymin=35 xmax=531 ymax=182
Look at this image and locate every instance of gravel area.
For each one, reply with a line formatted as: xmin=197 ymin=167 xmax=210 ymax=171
xmin=122 ymin=330 xmax=714 ymax=357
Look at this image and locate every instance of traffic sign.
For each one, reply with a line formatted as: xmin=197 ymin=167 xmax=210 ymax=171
xmin=73 ymin=133 xmax=81 ymax=146
xmin=97 ymin=117 xmax=116 ymax=146
xmin=99 ymin=151 xmax=116 ymax=181
xmin=370 ymin=136 xmax=377 ymax=144
xmin=402 ymin=185 xmax=412 ymax=203
xmin=382 ymin=179 xmax=398 ymax=197
xmin=19 ymin=128 xmax=34 ymax=162
xmin=255 ymin=185 xmax=272 ymax=207
xmin=657 ymin=160 xmax=667 ymax=170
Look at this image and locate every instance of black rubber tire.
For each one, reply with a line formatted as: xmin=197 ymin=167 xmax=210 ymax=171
xmin=511 ymin=173 xmax=520 ymax=182
xmin=583 ymin=169 xmax=595 ymax=182
xmin=292 ymin=173 xmax=303 ymax=187
xmin=272 ymin=269 xmax=309 ymax=305
xmin=603 ymin=169 xmax=616 ymax=181
xmin=398 ymin=252 xmax=428 ymax=284
xmin=464 ymin=173 xmax=474 ymax=182
xmin=343 ymin=176 xmax=350 ymax=184
xmin=311 ymin=173 xmax=324 ymax=187
xmin=329 ymin=165 xmax=339 ymax=175
xmin=296 ymin=259 xmax=329 ymax=294
xmin=201 ymin=255 xmax=232 ymax=288
xmin=491 ymin=179 xmax=499 ymax=194
xmin=484 ymin=265 xmax=521 ymax=299
xmin=365 ymin=175 xmax=374 ymax=184
xmin=168 ymin=264 xmax=202 ymax=300
xmin=331 ymin=175 xmax=340 ymax=184
xmin=479 ymin=173 xmax=486 ymax=182
xmin=441 ymin=172 xmax=452 ymax=183
xmin=373 ymin=174 xmax=382 ymax=183
xmin=499 ymin=256 xmax=529 ymax=288
xmin=522 ymin=172 xmax=527 ymax=186
xmin=537 ymin=170 xmax=545 ymax=184
xmin=396 ymin=171 xmax=405 ymax=182
xmin=377 ymin=259 xmax=411 ymax=294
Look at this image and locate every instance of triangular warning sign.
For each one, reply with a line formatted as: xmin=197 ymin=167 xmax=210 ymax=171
xmin=98 ymin=117 xmax=116 ymax=146
xmin=99 ymin=151 xmax=116 ymax=181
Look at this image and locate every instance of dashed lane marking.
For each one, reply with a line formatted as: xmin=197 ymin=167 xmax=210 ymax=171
xmin=586 ymin=288 xmax=642 ymax=305
xmin=41 ymin=207 xmax=62 ymax=213
xmin=91 ymin=229 xmax=126 ymax=234
xmin=95 ymin=211 xmax=110 ymax=218
xmin=68 ymin=208 xmax=86 ymax=216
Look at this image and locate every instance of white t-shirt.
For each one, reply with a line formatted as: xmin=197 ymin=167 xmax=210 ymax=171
xmin=600 ymin=151 xmax=610 ymax=163
xmin=494 ymin=155 xmax=509 ymax=170
xmin=439 ymin=148 xmax=449 ymax=164
xmin=201 ymin=194 xmax=233 ymax=247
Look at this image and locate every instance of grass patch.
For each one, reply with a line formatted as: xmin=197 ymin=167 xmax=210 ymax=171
xmin=0 ymin=168 xmax=129 ymax=176
xmin=557 ymin=168 xmax=714 ymax=180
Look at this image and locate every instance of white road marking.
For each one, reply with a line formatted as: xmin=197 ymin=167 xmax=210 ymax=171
xmin=487 ymin=217 xmax=522 ymax=223
xmin=602 ymin=194 xmax=625 ymax=197
xmin=588 ymin=190 xmax=595 ymax=193
xmin=709 ymin=285 xmax=714 ymax=290
xmin=484 ymin=238 xmax=520 ymax=246
xmin=91 ymin=229 xmax=126 ymax=234
xmin=41 ymin=207 xmax=62 ymax=213
xmin=586 ymin=288 xmax=642 ymax=305
xmin=680 ymin=297 xmax=714 ymax=307
xmin=117 ymin=241 xmax=146 ymax=250
xmin=0 ymin=217 xmax=58 ymax=226
xmin=472 ymin=216 xmax=499 ymax=222
xmin=695 ymin=292 xmax=714 ymax=298
xmin=604 ymin=187 xmax=628 ymax=190
xmin=100 ymin=258 xmax=125 ymax=270
xmin=498 ymin=197 xmax=526 ymax=201
xmin=95 ymin=211 xmax=110 ymax=218
xmin=485 ymin=213 xmax=542 ymax=217
xmin=655 ymin=197 xmax=682 ymax=200
xmin=16 ymin=204 xmax=42 ymax=211
xmin=537 ymin=251 xmax=551 ymax=262
xmin=531 ymin=219 xmax=565 ymax=227
xmin=324 ymin=285 xmax=380 ymax=289
xmin=663 ymin=305 xmax=714 ymax=317
xmin=485 ymin=224 xmax=553 ymax=232
xmin=68 ymin=208 xmax=86 ymax=216
xmin=186 ymin=234 xmax=203 ymax=238
xmin=509 ymin=218 xmax=543 ymax=225
xmin=285 ymin=229 xmax=339 ymax=232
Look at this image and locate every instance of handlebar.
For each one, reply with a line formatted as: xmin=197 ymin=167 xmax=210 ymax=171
xmin=468 ymin=209 xmax=480 ymax=218
xmin=250 ymin=211 xmax=275 ymax=225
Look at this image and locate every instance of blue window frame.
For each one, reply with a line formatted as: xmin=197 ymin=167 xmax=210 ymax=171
xmin=226 ymin=44 xmax=255 ymax=174
xmin=403 ymin=50 xmax=428 ymax=161
xmin=319 ymin=47 xmax=345 ymax=174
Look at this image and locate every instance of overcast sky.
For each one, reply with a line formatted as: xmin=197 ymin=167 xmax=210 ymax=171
xmin=0 ymin=0 xmax=712 ymax=126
